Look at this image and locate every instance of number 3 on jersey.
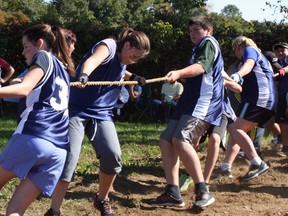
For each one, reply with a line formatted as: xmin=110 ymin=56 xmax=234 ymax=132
xmin=50 ymin=76 xmax=68 ymax=111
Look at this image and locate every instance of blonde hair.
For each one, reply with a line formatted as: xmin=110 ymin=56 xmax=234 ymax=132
xmin=232 ymin=36 xmax=258 ymax=51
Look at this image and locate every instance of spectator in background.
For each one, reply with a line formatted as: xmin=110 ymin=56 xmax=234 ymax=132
xmin=0 ymin=58 xmax=15 ymax=86
xmin=120 ymin=84 xmax=143 ymax=121
xmin=114 ymin=85 xmax=130 ymax=120
xmin=151 ymin=81 xmax=183 ymax=123
xmin=0 ymin=58 xmax=15 ymax=117
xmin=128 ymin=84 xmax=142 ymax=104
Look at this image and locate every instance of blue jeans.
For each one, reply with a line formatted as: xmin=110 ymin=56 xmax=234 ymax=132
xmin=151 ymin=99 xmax=177 ymax=123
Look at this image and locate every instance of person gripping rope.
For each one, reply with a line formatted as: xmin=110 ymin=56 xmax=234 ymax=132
xmin=45 ymin=28 xmax=150 ymax=216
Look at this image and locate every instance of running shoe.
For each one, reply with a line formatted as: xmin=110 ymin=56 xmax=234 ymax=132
xmin=241 ymin=161 xmax=269 ymax=181
xmin=93 ymin=193 xmax=114 ymax=216
xmin=149 ymin=191 xmax=185 ymax=207
xmin=193 ymin=191 xmax=215 ymax=209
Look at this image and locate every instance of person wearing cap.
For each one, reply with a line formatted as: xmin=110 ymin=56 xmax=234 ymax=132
xmin=272 ymin=42 xmax=288 ymax=156
xmin=220 ymin=36 xmax=278 ymax=181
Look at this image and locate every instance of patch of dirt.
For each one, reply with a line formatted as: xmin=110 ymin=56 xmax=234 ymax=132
xmin=14 ymin=144 xmax=288 ymax=215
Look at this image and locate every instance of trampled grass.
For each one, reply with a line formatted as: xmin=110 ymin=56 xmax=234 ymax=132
xmin=0 ymin=117 xmax=278 ymax=216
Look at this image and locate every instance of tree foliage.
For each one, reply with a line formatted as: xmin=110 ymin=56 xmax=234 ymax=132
xmin=221 ymin=4 xmax=242 ymax=18
xmin=0 ymin=0 xmax=288 ymax=82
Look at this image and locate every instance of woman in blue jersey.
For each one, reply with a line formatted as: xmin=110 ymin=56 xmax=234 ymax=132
xmin=149 ymin=16 xmax=223 ymax=211
xmin=45 ymin=28 xmax=150 ymax=216
xmin=0 ymin=24 xmax=74 ymax=215
xmin=220 ymin=36 xmax=278 ymax=181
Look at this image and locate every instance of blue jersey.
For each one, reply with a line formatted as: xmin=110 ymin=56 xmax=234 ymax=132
xmin=239 ymin=47 xmax=278 ymax=111
xmin=69 ymin=39 xmax=127 ymax=121
xmin=173 ymin=36 xmax=224 ymax=126
xmin=16 ymin=51 xmax=70 ymax=149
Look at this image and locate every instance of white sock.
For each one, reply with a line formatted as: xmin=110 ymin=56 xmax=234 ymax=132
xmin=251 ymin=157 xmax=262 ymax=166
xmin=220 ymin=162 xmax=231 ymax=171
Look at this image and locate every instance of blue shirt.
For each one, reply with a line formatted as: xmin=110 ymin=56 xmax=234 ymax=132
xmin=172 ymin=36 xmax=224 ymax=126
xmin=16 ymin=51 xmax=70 ymax=149
xmin=69 ymin=38 xmax=127 ymax=121
xmin=239 ymin=47 xmax=278 ymax=111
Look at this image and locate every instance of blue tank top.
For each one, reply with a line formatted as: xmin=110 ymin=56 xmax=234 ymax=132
xmin=69 ymin=39 xmax=127 ymax=121
xmin=15 ymin=51 xmax=70 ymax=149
xmin=239 ymin=47 xmax=278 ymax=111
xmin=173 ymin=36 xmax=224 ymax=126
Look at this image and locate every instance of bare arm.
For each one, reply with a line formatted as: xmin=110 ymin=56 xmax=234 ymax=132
xmin=81 ymin=43 xmax=110 ymax=76
xmin=0 ymin=65 xmax=15 ymax=84
xmin=166 ymin=63 xmax=205 ymax=83
xmin=223 ymin=71 xmax=242 ymax=93
xmin=236 ymin=59 xmax=255 ymax=77
xmin=0 ymin=65 xmax=44 ymax=98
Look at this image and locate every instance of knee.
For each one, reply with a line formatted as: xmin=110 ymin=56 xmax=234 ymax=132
xmin=99 ymin=151 xmax=122 ymax=175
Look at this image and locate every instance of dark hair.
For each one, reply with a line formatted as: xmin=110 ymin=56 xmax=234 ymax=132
xmin=117 ymin=28 xmax=150 ymax=57
xmin=23 ymin=24 xmax=75 ymax=77
xmin=64 ymin=29 xmax=77 ymax=47
xmin=189 ymin=16 xmax=213 ymax=35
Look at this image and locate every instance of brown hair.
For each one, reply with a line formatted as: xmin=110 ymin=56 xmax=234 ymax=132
xmin=117 ymin=28 xmax=150 ymax=58
xmin=23 ymin=24 xmax=75 ymax=77
xmin=64 ymin=29 xmax=77 ymax=47
xmin=189 ymin=15 xmax=213 ymax=35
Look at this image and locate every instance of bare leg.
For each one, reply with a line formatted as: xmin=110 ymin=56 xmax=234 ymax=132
xmin=160 ymin=138 xmax=180 ymax=185
xmin=50 ymin=180 xmax=70 ymax=212
xmin=223 ymin=134 xmax=241 ymax=165
xmin=98 ymin=171 xmax=116 ymax=199
xmin=226 ymin=118 xmax=259 ymax=161
xmin=172 ymin=138 xmax=204 ymax=184
xmin=0 ymin=165 xmax=16 ymax=189
xmin=6 ymin=178 xmax=41 ymax=216
xmin=204 ymin=133 xmax=221 ymax=183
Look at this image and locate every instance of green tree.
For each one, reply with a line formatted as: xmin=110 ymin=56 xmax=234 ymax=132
xmin=221 ymin=4 xmax=242 ymax=18
xmin=0 ymin=0 xmax=47 ymax=21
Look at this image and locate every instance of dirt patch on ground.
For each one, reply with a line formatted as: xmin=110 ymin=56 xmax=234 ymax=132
xmin=10 ymin=144 xmax=288 ymax=216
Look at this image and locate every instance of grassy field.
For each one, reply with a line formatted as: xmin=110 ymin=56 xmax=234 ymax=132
xmin=0 ymin=116 xmax=166 ymax=214
xmin=1 ymin=116 xmax=287 ymax=216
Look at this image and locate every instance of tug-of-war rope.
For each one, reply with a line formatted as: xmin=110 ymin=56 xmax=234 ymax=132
xmin=70 ymin=76 xmax=168 ymax=86
xmin=70 ymin=72 xmax=280 ymax=87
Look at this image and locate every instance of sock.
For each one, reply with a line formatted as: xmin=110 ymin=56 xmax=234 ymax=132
xmin=166 ymin=184 xmax=181 ymax=199
xmin=220 ymin=162 xmax=231 ymax=171
xmin=251 ymin=157 xmax=262 ymax=166
xmin=195 ymin=182 xmax=207 ymax=194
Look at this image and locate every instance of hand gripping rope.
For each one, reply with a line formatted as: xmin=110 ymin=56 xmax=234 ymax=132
xmin=70 ymin=76 xmax=168 ymax=86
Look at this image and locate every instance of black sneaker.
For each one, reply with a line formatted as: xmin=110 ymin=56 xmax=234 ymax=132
xmin=149 ymin=191 xmax=185 ymax=207
xmin=93 ymin=193 xmax=114 ymax=216
xmin=193 ymin=192 xmax=215 ymax=209
xmin=241 ymin=161 xmax=269 ymax=181
xmin=44 ymin=208 xmax=61 ymax=216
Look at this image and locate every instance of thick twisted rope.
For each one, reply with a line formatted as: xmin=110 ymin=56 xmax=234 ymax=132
xmin=70 ymin=76 xmax=168 ymax=86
